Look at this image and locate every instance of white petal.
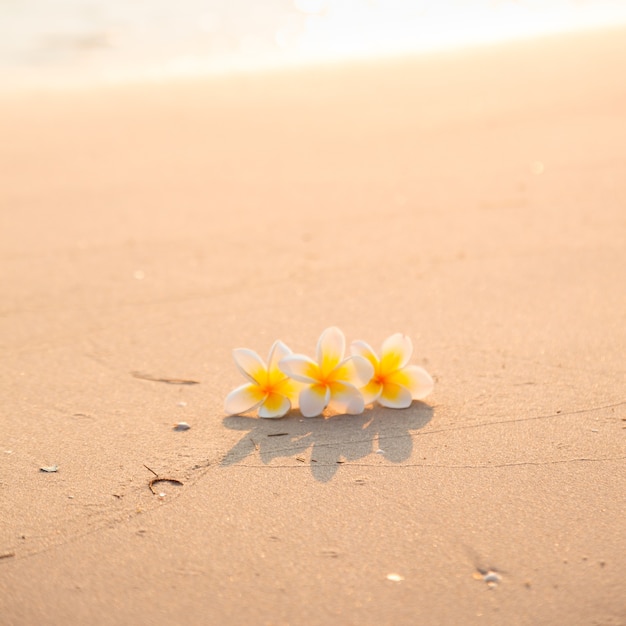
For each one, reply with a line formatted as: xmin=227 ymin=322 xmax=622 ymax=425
xmin=380 ymin=333 xmax=413 ymax=374
xmin=333 ymin=355 xmax=375 ymax=387
xmin=258 ymin=393 xmax=291 ymax=418
xmin=299 ymin=384 xmax=330 ymax=417
xmin=328 ymin=382 xmax=365 ymax=415
xmin=278 ymin=354 xmax=320 ymax=383
xmin=350 ymin=340 xmax=379 ymax=371
xmin=232 ymin=348 xmax=267 ymax=385
xmin=224 ymin=383 xmax=265 ymax=415
xmin=267 ymin=340 xmax=292 ymax=386
xmin=378 ymin=383 xmax=413 ymax=409
xmin=388 ymin=365 xmax=434 ymax=400
xmin=317 ymin=326 xmax=345 ymax=378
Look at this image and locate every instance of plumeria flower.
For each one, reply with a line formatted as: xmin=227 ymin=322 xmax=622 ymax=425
xmin=279 ymin=327 xmax=374 ymax=417
xmin=350 ymin=333 xmax=434 ymax=408
xmin=224 ymin=340 xmax=300 ymax=418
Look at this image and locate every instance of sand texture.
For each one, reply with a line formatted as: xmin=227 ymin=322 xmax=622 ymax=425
xmin=1 ymin=26 xmax=626 ymax=626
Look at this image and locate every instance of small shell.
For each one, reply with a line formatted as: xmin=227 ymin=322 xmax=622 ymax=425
xmin=386 ymin=573 xmax=404 ymax=582
xmin=484 ymin=572 xmax=501 ymax=584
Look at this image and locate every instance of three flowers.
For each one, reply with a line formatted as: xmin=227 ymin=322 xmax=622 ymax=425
xmin=224 ymin=327 xmax=433 ymax=418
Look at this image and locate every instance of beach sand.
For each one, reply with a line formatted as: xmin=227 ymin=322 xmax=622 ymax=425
xmin=1 ymin=25 xmax=625 ymax=625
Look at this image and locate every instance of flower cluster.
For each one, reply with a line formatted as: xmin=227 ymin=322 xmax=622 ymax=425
xmin=224 ymin=327 xmax=434 ymax=419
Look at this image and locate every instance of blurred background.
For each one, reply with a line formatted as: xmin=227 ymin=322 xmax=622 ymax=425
xmin=2 ymin=0 xmax=626 ymax=89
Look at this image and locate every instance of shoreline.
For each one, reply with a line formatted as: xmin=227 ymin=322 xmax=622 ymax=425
xmin=2 ymin=20 xmax=626 ymax=95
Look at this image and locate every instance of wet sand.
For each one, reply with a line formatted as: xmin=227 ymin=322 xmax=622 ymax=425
xmin=1 ymin=25 xmax=626 ymax=625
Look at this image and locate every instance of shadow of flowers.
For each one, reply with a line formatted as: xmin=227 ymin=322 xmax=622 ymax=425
xmin=221 ymin=403 xmax=433 ymax=482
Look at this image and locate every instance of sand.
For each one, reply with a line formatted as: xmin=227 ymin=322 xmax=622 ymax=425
xmin=1 ymin=25 xmax=626 ymax=626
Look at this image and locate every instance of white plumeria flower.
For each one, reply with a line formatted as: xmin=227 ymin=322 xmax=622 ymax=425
xmin=279 ymin=327 xmax=374 ymax=417
xmin=350 ymin=333 xmax=434 ymax=408
xmin=224 ymin=340 xmax=299 ymax=418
